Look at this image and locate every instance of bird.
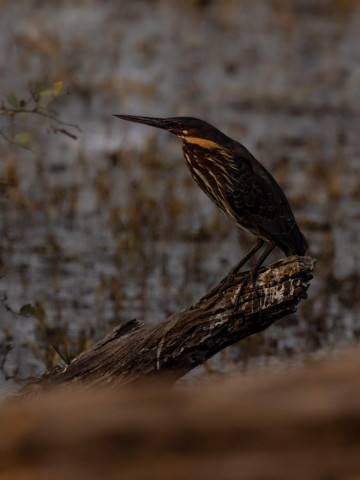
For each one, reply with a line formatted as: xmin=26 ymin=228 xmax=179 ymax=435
xmin=114 ymin=115 xmax=308 ymax=296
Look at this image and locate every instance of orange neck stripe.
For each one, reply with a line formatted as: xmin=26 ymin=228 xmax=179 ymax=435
xmin=182 ymin=136 xmax=220 ymax=150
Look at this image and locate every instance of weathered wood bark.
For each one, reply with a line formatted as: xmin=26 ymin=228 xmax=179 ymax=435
xmin=22 ymin=255 xmax=314 ymax=394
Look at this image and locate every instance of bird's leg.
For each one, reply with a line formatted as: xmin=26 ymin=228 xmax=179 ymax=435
xmin=229 ymin=238 xmax=264 ymax=277
xmin=249 ymin=241 xmax=276 ymax=292
xmin=200 ymin=239 xmax=264 ymax=302
xmin=233 ymin=240 xmax=276 ymax=312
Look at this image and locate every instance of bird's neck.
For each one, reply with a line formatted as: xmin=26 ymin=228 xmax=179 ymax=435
xmin=180 ymin=136 xmax=222 ymax=151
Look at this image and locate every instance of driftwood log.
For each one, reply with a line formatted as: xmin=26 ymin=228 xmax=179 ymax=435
xmin=21 ymin=255 xmax=314 ymax=395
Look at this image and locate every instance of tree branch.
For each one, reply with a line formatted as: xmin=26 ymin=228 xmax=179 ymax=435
xmin=19 ymin=255 xmax=314 ymax=396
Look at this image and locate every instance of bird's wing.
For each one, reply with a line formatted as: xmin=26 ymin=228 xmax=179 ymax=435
xmin=227 ymin=143 xmax=306 ymax=254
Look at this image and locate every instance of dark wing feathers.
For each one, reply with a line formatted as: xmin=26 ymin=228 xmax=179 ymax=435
xmin=229 ymin=143 xmax=308 ymax=256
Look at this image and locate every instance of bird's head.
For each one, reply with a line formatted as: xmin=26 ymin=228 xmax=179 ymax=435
xmin=114 ymin=115 xmax=229 ymax=149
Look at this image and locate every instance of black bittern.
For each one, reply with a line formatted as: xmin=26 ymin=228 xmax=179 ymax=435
xmin=115 ymin=115 xmax=308 ymax=298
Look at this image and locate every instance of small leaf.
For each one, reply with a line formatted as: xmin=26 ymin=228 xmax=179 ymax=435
xmin=52 ymin=81 xmax=63 ymax=96
xmin=6 ymin=92 xmax=19 ymax=109
xmin=32 ymin=84 xmax=50 ymax=100
xmin=20 ymin=304 xmax=36 ymax=316
xmin=36 ymin=88 xmax=51 ymax=99
xmin=36 ymin=81 xmax=63 ymax=99
xmin=14 ymin=131 xmax=34 ymax=149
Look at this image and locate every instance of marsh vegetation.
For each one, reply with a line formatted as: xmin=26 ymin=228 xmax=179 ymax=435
xmin=0 ymin=0 xmax=359 ymax=393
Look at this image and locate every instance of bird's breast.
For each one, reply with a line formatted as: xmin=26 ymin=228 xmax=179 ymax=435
xmin=182 ymin=143 xmax=235 ymax=186
xmin=182 ymin=143 xmax=239 ymax=222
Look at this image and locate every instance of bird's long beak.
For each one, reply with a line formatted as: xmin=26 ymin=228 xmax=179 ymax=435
xmin=114 ymin=115 xmax=182 ymax=135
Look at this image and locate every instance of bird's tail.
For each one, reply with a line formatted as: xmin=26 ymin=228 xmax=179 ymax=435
xmin=276 ymin=226 xmax=308 ymax=257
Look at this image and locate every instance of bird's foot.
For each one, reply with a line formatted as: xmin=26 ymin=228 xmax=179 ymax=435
xmin=232 ymin=270 xmax=260 ymax=314
xmin=200 ymin=270 xmax=236 ymax=303
xmin=200 ymin=240 xmax=266 ymax=304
